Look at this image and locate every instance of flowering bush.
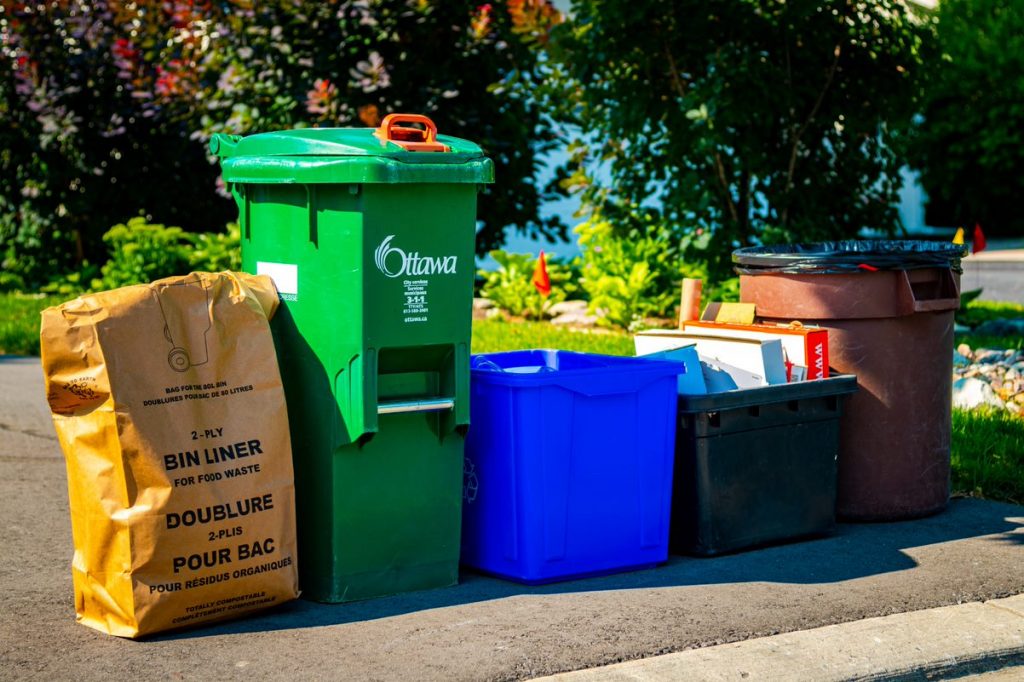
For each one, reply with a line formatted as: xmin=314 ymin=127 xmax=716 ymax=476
xmin=1 ymin=0 xmax=562 ymax=290
xmin=179 ymin=1 xmax=564 ymax=252
xmin=0 ymin=1 xmax=235 ymax=288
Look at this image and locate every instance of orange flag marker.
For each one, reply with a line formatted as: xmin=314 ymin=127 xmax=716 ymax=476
xmin=532 ymin=250 xmax=551 ymax=298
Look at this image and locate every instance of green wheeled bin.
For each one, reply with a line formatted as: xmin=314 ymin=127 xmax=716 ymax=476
xmin=211 ymin=114 xmax=493 ymax=602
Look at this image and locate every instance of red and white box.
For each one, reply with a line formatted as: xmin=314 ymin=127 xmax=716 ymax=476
xmin=680 ymin=320 xmax=829 ymax=380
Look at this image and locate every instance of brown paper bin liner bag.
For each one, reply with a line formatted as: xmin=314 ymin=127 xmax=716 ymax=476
xmin=40 ymin=271 xmax=299 ymax=638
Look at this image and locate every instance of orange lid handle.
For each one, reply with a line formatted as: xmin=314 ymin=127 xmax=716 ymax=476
xmin=374 ymin=113 xmax=450 ymax=152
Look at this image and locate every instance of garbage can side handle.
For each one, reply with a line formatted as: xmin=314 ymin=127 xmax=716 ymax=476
xmin=209 ymin=133 xmax=242 ymax=159
xmin=897 ymin=268 xmax=961 ymax=315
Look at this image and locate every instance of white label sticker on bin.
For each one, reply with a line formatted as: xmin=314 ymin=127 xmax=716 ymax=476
xmin=256 ymin=262 xmax=298 ymax=300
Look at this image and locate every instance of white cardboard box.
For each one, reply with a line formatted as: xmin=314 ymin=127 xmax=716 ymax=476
xmin=634 ymin=330 xmax=788 ymax=387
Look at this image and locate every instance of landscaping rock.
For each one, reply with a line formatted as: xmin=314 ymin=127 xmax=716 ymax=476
xmin=473 ymin=297 xmax=494 ymax=310
xmin=973 ymin=349 xmax=1005 ymax=364
xmin=952 ymin=377 xmax=1005 ymax=410
xmin=953 ymin=346 xmax=1024 ymax=416
xmin=548 ymin=299 xmax=588 ymax=316
xmin=551 ymin=310 xmax=600 ymax=327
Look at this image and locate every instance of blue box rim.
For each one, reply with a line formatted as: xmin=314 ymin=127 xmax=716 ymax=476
xmin=470 ymin=349 xmax=684 ymax=387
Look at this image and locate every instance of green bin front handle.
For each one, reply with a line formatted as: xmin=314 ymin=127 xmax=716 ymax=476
xmin=348 ymin=342 xmax=468 ymax=444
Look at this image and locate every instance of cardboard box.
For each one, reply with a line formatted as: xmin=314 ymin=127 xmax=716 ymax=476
xmin=699 ymin=356 xmax=768 ymax=391
xmin=635 ymin=343 xmax=708 ymax=395
xmin=680 ymin=320 xmax=829 ymax=380
xmin=634 ymin=330 xmax=788 ymax=387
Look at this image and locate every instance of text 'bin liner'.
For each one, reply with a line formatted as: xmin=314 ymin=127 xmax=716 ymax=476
xmin=40 ymin=271 xmax=299 ymax=638
xmin=734 ymin=240 xmax=964 ymax=521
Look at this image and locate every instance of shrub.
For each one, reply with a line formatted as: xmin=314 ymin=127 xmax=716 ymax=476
xmin=39 ymin=265 xmax=101 ymax=298
xmin=189 ymin=223 xmax=241 ymax=273
xmin=0 ymin=2 xmax=235 ymax=273
xmin=0 ymin=199 xmax=75 ymax=292
xmin=41 ymin=218 xmax=241 ymax=294
xmin=479 ymin=250 xmax=574 ymax=320
xmin=94 ymin=217 xmax=193 ymax=291
xmin=575 ymin=211 xmax=682 ymax=330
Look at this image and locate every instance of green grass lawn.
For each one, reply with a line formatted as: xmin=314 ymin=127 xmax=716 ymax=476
xmin=472 ymin=318 xmax=633 ymax=356
xmin=956 ymin=300 xmax=1024 ymax=351
xmin=956 ymin=300 xmax=1024 ymax=328
xmin=952 ymin=407 xmax=1024 ymax=505
xmin=0 ymin=292 xmax=64 ymax=356
xmin=5 ymin=292 xmax=1023 ymax=506
xmin=957 ymin=333 xmax=1024 ymax=351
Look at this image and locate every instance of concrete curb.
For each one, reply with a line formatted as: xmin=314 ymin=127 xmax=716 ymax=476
xmin=537 ymin=595 xmax=1024 ymax=682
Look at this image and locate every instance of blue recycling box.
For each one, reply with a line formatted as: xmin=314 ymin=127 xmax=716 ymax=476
xmin=461 ymin=350 xmax=683 ymax=584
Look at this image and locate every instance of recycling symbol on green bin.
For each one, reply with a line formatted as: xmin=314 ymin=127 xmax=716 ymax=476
xmin=463 ymin=458 xmax=479 ymax=504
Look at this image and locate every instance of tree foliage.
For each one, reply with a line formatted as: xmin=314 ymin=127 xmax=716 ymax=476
xmin=530 ymin=0 xmax=929 ymax=278
xmin=153 ymin=0 xmax=564 ymax=253
xmin=0 ymin=0 xmax=561 ymax=290
xmin=906 ymin=0 xmax=1024 ymax=235
xmin=0 ymin=1 xmax=232 ymax=287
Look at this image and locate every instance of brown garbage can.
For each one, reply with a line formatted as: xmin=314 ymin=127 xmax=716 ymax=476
xmin=733 ymin=241 xmax=965 ymax=521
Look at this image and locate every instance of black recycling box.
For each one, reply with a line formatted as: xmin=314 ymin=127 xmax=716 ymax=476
xmin=671 ymin=375 xmax=858 ymax=556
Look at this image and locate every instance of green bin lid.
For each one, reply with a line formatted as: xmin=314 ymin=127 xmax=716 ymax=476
xmin=211 ymin=114 xmax=494 ymax=185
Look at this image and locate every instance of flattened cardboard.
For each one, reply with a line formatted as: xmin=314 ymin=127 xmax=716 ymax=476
xmin=634 ymin=342 xmax=708 ymax=395
xmin=680 ymin=320 xmax=829 ymax=379
xmin=634 ymin=330 xmax=787 ymax=386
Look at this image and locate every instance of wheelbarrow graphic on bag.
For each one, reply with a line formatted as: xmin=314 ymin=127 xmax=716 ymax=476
xmin=156 ymin=275 xmax=212 ymax=372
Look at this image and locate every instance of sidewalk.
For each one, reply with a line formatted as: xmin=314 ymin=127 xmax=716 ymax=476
xmin=2 ymin=355 xmax=1023 ymax=681
xmin=541 ymin=596 xmax=1024 ymax=681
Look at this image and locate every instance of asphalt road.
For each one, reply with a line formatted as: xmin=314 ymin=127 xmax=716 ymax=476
xmin=2 ymin=356 xmax=1023 ymax=681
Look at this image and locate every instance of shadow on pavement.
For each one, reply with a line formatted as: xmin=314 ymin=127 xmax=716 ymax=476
xmin=0 ymin=355 xmax=41 ymax=364
xmin=156 ymin=497 xmax=1024 ymax=641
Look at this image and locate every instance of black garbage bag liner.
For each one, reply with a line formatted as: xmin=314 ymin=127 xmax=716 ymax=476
xmin=733 ymin=240 xmax=968 ymax=275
